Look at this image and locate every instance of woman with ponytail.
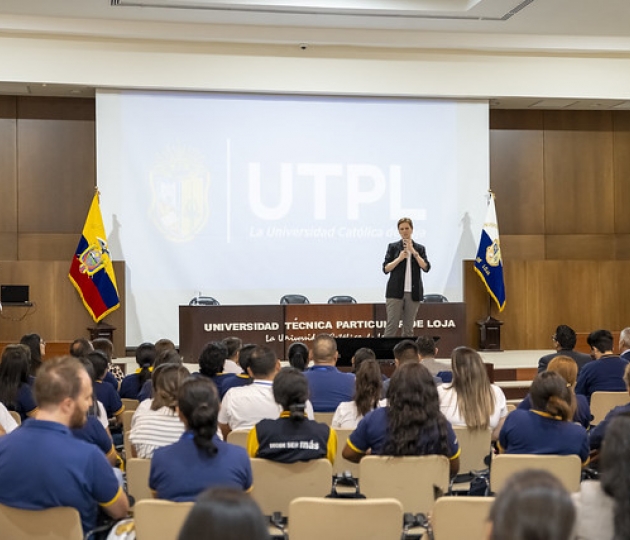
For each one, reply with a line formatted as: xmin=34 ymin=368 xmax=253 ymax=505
xmin=247 ymin=367 xmax=336 ymax=463
xmin=149 ymin=377 xmax=252 ymax=501
xmin=498 ymin=371 xmax=589 ymax=464
xmin=287 ymin=342 xmax=309 ymax=372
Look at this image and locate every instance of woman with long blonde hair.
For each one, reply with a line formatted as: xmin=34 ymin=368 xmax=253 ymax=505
xmin=438 ymin=346 xmax=508 ymax=440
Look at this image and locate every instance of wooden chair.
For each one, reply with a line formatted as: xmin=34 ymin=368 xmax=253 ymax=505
xmin=121 ymin=410 xmax=135 ymax=434
xmin=313 ymin=412 xmax=335 ymax=426
xmin=0 ymin=503 xmax=83 ymax=540
xmin=126 ymin=458 xmax=153 ymax=503
xmin=124 ymin=430 xmax=134 ymax=460
xmin=359 ymin=455 xmax=450 ymax=514
xmin=332 ymin=428 xmax=360 ymax=478
xmin=250 ymin=458 xmax=333 ymax=516
xmin=134 ymin=499 xmax=194 ymax=540
xmin=590 ymin=391 xmax=628 ymax=425
xmin=9 ymin=410 xmax=21 ymax=426
xmin=506 ymin=403 xmax=517 ymax=413
xmin=430 ymin=496 xmax=494 ymax=540
xmin=490 ymin=454 xmax=582 ymax=493
xmin=226 ymin=429 xmax=250 ymax=449
xmin=122 ymin=398 xmax=140 ymax=412
xmin=453 ymin=427 xmax=491 ymax=473
xmin=289 ymin=497 xmax=404 ymax=540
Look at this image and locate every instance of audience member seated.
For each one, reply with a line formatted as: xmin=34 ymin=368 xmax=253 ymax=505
xmin=178 ymin=488 xmax=270 ymax=540
xmin=332 ymin=358 xmax=385 ymax=429
xmin=196 ymin=341 xmax=237 ymax=399
xmin=383 ymin=340 xmax=441 ymax=394
xmin=247 ymin=367 xmax=336 ymax=463
xmin=19 ymin=333 xmax=44 ymax=380
xmin=589 ymin=363 xmax=630 ymax=454
xmin=518 ymin=356 xmax=591 ymax=428
xmin=0 ymin=402 xmax=18 ymax=435
xmin=155 ymin=338 xmax=176 ymax=357
xmin=137 ymin=348 xmax=184 ymax=402
xmin=119 ymin=342 xmax=157 ymax=399
xmin=220 ymin=344 xmax=255 ymax=396
xmin=576 ymin=329 xmax=629 ymax=402
xmin=487 ymin=469 xmax=575 ymax=540
xmin=573 ymin=414 xmax=630 ymax=540
xmin=287 ymin=342 xmax=309 ymax=371
xmin=304 ymin=334 xmax=355 ymax=412
xmin=88 ymin=350 xmax=125 ymax=426
xmin=0 ymin=356 xmax=129 ymax=533
xmin=129 ymin=364 xmax=189 ymax=458
xmin=620 ymin=327 xmax=630 ymax=362
xmin=69 ymin=337 xmax=93 ymax=359
xmin=438 ymin=346 xmax=508 ymax=441
xmin=417 ymin=335 xmax=451 ymax=381
xmin=93 ymin=337 xmax=124 ymax=387
xmin=222 ymin=337 xmax=244 ymax=374
xmin=342 ymin=362 xmax=460 ymax=476
xmin=538 ymin=324 xmax=593 ymax=373
xmin=498 ymin=371 xmax=589 ymax=465
xmin=150 ymin=377 xmax=252 ymax=501
xmin=0 ymin=344 xmax=38 ymax=421
xmin=219 ymin=346 xmax=314 ymax=439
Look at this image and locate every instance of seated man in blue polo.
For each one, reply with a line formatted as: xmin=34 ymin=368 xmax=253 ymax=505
xmin=303 ymin=334 xmax=355 ymax=412
xmin=575 ymin=329 xmax=629 ymax=403
xmin=0 ymin=356 xmax=129 ymax=533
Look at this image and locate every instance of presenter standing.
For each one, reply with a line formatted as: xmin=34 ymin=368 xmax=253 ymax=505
xmin=383 ymin=218 xmax=430 ymax=337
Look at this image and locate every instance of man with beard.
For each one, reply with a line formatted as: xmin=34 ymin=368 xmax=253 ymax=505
xmin=0 ymin=356 xmax=129 ymax=533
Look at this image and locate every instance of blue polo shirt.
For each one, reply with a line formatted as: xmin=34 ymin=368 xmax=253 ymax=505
xmin=498 ymin=409 xmax=589 ymax=464
xmin=150 ymin=432 xmax=252 ymax=501
xmin=347 ymin=407 xmax=460 ymax=460
xmin=0 ymin=419 xmax=122 ymax=532
xmin=119 ymin=372 xmax=144 ymax=399
xmin=303 ymin=365 xmax=355 ymax=412
xmin=103 ymin=371 xmax=119 ymax=391
xmin=4 ymin=384 xmax=38 ymax=422
xmin=575 ymin=355 xmax=629 ymax=402
xmin=137 ymin=380 xmax=153 ymax=402
xmin=220 ymin=374 xmax=252 ymax=398
xmin=517 ymin=393 xmax=592 ymax=428
xmin=72 ymin=415 xmax=117 ymax=460
xmin=94 ymin=380 xmax=124 ymax=419
xmin=589 ymin=402 xmax=630 ymax=450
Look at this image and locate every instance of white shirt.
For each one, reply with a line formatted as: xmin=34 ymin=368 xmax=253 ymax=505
xmin=128 ymin=405 xmax=185 ymax=459
xmin=332 ymin=398 xmax=387 ymax=430
xmin=97 ymin=401 xmax=109 ymax=429
xmin=0 ymin=402 xmax=18 ymax=434
xmin=437 ymin=384 xmax=507 ymax=430
xmin=218 ymin=379 xmax=314 ymax=431
xmin=404 ymin=250 xmax=412 ymax=292
xmin=222 ymin=359 xmax=242 ymax=374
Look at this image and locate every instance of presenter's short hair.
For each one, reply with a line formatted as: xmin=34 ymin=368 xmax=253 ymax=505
xmin=397 ymin=217 xmax=413 ymax=229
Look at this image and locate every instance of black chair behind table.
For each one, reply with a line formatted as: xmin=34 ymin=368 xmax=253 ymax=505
xmin=280 ymin=294 xmax=310 ymax=304
xmin=422 ymin=294 xmax=448 ymax=303
xmin=327 ymin=295 xmax=357 ymax=304
xmin=189 ymin=296 xmax=220 ymax=306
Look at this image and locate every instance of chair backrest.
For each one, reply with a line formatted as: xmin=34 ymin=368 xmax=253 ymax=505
xmin=452 ymin=427 xmax=492 ymax=473
xmin=431 ymin=496 xmax=494 ymax=540
xmin=327 ymin=295 xmax=357 ymax=304
xmin=590 ymin=391 xmax=628 ymax=425
xmin=250 ymin=458 xmax=332 ymax=515
xmin=422 ymin=294 xmax=448 ymax=303
xmin=280 ymin=294 xmax=310 ymax=304
xmin=126 ymin=458 xmax=153 ymax=503
xmin=189 ymin=296 xmax=220 ymax=306
xmin=506 ymin=403 xmax=517 ymax=413
xmin=124 ymin=430 xmax=134 ymax=460
xmin=226 ymin=429 xmax=250 ymax=449
xmin=134 ymin=499 xmax=194 ymax=540
xmin=121 ymin=398 xmax=139 ymax=412
xmin=8 ymin=410 xmax=21 ymax=426
xmin=490 ymin=454 xmax=582 ymax=493
xmin=122 ymin=409 xmax=135 ymax=434
xmin=359 ymin=455 xmax=450 ymax=514
xmin=332 ymin=428 xmax=361 ymax=478
xmin=0 ymin=504 xmax=83 ymax=540
xmin=289 ymin=497 xmax=404 ymax=540
xmin=313 ymin=412 xmax=335 ymax=426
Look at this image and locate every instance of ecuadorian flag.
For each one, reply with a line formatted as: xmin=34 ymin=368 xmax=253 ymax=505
xmin=69 ymin=193 xmax=120 ymax=322
xmin=474 ymin=192 xmax=506 ymax=312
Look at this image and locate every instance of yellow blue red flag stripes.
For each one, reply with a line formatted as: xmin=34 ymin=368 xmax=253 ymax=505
xmin=474 ymin=192 xmax=506 ymax=312
xmin=69 ymin=193 xmax=120 ymax=322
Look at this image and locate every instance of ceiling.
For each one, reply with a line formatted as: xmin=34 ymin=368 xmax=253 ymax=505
xmin=1 ymin=0 xmax=630 ymax=109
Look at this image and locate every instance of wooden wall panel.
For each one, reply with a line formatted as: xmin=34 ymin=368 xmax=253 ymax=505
xmin=489 ymin=110 xmax=544 ymax=235
xmin=18 ymin=233 xmax=80 ymax=261
xmin=500 ymin=235 xmax=545 ymax=260
xmin=545 ymin=234 xmax=616 ymax=260
xmin=543 ymin=111 xmax=614 ymax=235
xmin=613 ymin=112 xmax=630 ymax=234
xmin=616 ymin=235 xmax=630 ymax=260
xmin=16 ymin=97 xmax=95 ymax=235
xmin=0 ymin=96 xmax=17 ymax=237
